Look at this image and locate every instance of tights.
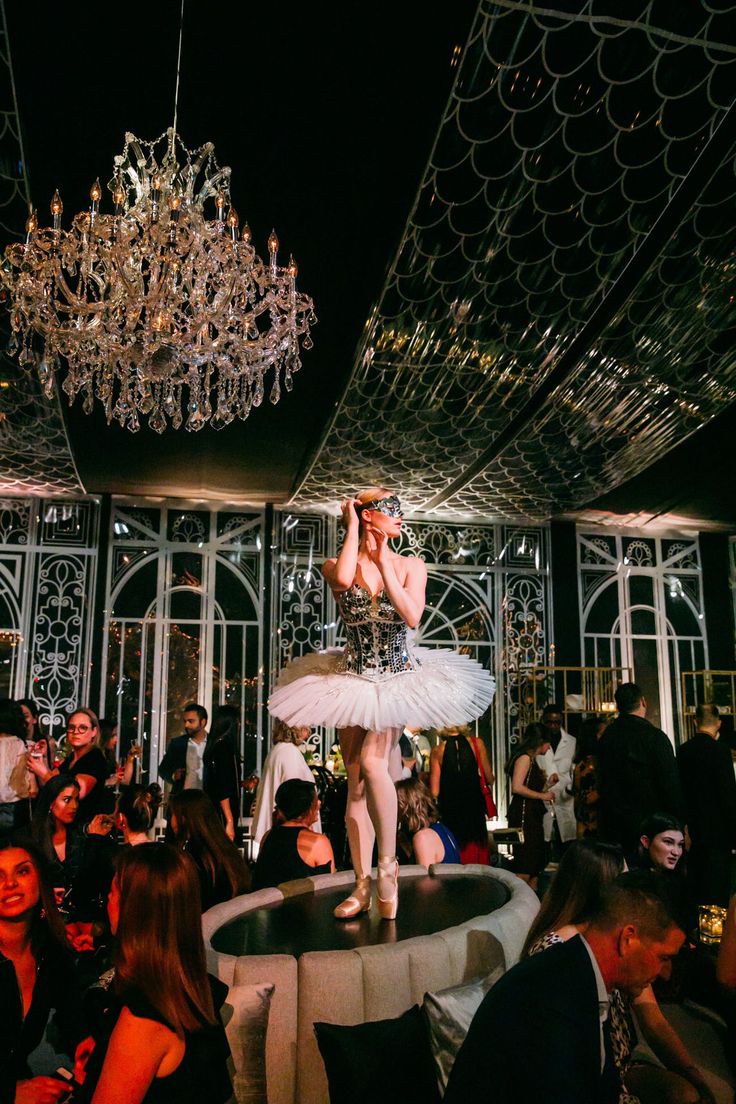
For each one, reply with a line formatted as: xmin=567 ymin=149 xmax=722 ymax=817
xmin=339 ymin=726 xmax=399 ymax=886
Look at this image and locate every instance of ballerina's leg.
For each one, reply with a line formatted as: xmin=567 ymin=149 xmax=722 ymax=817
xmin=361 ymin=727 xmax=401 ymax=917
xmin=339 ymin=726 xmax=375 ymax=878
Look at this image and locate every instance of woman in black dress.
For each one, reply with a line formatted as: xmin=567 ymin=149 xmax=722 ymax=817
xmin=203 ymin=705 xmax=241 ymax=842
xmin=430 ymin=726 xmax=495 ymax=864
xmin=252 ymin=779 xmax=334 ymax=890
xmin=506 ymin=723 xmax=555 ymax=890
xmin=73 ymin=843 xmax=232 ymax=1104
xmin=31 ymin=774 xmax=115 ymax=925
xmin=0 ymin=833 xmax=84 ymax=1104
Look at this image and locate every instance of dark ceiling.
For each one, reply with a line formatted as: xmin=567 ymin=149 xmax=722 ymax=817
xmin=2 ymin=0 xmax=475 ymax=499
xmin=2 ymin=1 xmax=736 ymax=529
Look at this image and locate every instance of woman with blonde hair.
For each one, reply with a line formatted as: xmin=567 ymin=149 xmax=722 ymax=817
xmin=29 ymin=707 xmax=108 ymax=823
xmin=269 ymin=486 xmax=494 ymax=920
xmin=396 ymin=776 xmax=460 ymax=866
xmin=251 ymin=719 xmax=320 ymax=845
xmin=73 ymin=843 xmax=232 ymax=1104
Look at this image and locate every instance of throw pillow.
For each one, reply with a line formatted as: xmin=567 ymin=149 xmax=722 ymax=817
xmin=222 ymin=981 xmax=275 ymax=1104
xmin=422 ymin=965 xmax=504 ymax=1094
xmin=314 ymin=1004 xmax=440 ymax=1104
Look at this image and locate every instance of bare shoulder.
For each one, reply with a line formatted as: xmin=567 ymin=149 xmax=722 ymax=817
xmin=395 ymin=553 xmax=427 ymax=580
xmin=113 ymin=1006 xmax=174 ymax=1052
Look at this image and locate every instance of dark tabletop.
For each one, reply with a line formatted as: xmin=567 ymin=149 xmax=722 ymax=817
xmin=210 ymin=872 xmax=509 ymax=957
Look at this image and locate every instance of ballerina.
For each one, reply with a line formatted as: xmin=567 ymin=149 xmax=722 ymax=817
xmin=268 ymin=487 xmax=495 ymax=920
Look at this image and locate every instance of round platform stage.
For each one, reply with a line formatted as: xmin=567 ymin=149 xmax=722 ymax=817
xmin=202 ymin=866 xmax=539 ymax=1104
xmin=210 ymin=870 xmax=510 ymax=956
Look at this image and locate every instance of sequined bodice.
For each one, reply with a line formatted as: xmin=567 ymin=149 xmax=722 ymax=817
xmin=336 ymin=585 xmax=419 ymax=680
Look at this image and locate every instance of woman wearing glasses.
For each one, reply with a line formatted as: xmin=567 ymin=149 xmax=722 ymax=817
xmin=28 ymin=708 xmax=109 ymax=823
xmin=269 ymin=487 xmax=495 ymax=921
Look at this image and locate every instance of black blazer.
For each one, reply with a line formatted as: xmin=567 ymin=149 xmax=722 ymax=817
xmin=158 ymin=733 xmax=189 ymax=797
xmin=597 ymin=713 xmax=684 ymax=851
xmin=677 ymin=732 xmax=736 ymax=849
xmin=443 ymin=936 xmax=618 ymax=1104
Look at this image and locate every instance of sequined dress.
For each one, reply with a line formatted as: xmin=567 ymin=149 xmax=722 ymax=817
xmin=268 ymin=584 xmax=495 ymax=731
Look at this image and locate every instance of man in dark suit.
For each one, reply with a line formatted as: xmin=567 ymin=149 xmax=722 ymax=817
xmin=443 ymin=876 xmax=685 ymax=1104
xmin=158 ymin=701 xmax=208 ymax=797
xmin=677 ymin=703 xmax=736 ymax=906
xmin=597 ymin=682 xmax=683 ymax=856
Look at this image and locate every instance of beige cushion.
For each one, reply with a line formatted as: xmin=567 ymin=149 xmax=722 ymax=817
xmin=232 ymin=955 xmax=298 ymax=1104
xmin=297 ymin=951 xmax=364 ymax=1104
xmin=222 ymin=981 xmax=274 ymax=1104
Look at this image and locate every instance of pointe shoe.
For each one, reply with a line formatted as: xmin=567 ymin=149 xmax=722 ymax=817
xmin=377 ymin=857 xmax=398 ymax=921
xmin=334 ymin=876 xmax=371 ymax=920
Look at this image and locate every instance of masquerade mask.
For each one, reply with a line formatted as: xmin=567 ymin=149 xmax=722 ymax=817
xmin=360 ymin=495 xmax=403 ymax=518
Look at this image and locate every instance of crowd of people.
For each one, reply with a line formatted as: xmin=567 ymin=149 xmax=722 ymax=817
xmin=0 ymin=695 xmax=252 ymax=1103
xmin=0 ymin=483 xmax=731 ymax=1104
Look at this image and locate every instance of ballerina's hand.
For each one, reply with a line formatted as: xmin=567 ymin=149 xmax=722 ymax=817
xmin=365 ymin=526 xmax=390 ymax=567
xmin=341 ymin=499 xmax=361 ymax=533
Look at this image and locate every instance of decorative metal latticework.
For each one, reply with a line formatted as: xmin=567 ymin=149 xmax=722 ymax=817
xmin=0 ymin=3 xmax=81 ymax=495
xmin=292 ymin=1 xmax=736 ymax=521
xmin=0 ymin=497 xmax=99 ymax=732
xmin=578 ymin=529 xmax=707 ymax=740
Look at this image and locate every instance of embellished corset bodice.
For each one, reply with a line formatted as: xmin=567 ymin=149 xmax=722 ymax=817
xmin=335 ymin=585 xmax=419 ymax=680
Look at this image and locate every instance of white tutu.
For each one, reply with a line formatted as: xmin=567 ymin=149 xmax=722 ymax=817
xmin=269 ymin=646 xmax=496 ymax=731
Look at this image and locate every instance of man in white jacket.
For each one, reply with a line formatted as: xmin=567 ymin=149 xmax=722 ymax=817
xmin=536 ymin=703 xmax=576 ymax=849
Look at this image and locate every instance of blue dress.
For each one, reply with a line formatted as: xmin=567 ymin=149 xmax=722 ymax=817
xmin=430 ymin=821 xmax=461 ymax=863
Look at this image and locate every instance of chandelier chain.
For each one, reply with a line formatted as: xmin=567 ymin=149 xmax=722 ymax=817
xmin=171 ymin=0 xmax=186 ymax=156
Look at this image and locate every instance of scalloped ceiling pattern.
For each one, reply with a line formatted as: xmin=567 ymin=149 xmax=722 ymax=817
xmin=291 ymin=0 xmax=736 ymax=521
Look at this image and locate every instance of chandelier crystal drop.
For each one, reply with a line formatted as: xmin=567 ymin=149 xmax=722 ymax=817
xmin=1 ymin=130 xmax=316 ymax=432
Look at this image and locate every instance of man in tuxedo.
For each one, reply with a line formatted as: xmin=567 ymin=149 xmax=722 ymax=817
xmin=443 ymin=875 xmax=684 ymax=1104
xmin=677 ymin=702 xmax=736 ymax=906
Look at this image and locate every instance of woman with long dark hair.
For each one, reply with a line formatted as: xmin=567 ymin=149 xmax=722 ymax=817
xmin=168 ymin=790 xmax=249 ymax=911
xmin=430 ymin=725 xmax=494 ymax=864
xmin=506 ymin=723 xmax=555 ymax=890
xmin=73 ymin=844 xmax=232 ymax=1104
xmin=203 ymin=704 xmax=241 ymax=841
xmin=0 ymin=832 xmax=83 ymax=1103
xmin=31 ymin=774 xmax=114 ymax=922
xmin=521 ymin=839 xmax=625 ymax=958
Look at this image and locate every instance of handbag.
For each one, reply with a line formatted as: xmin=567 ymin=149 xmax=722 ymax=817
xmin=469 ymin=736 xmax=497 ymax=818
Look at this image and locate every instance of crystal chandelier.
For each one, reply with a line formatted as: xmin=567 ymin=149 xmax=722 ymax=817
xmin=1 ymin=129 xmax=316 ymax=432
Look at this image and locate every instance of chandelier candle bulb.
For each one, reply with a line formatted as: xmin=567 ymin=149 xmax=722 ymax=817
xmin=50 ymin=191 xmax=62 ymax=232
